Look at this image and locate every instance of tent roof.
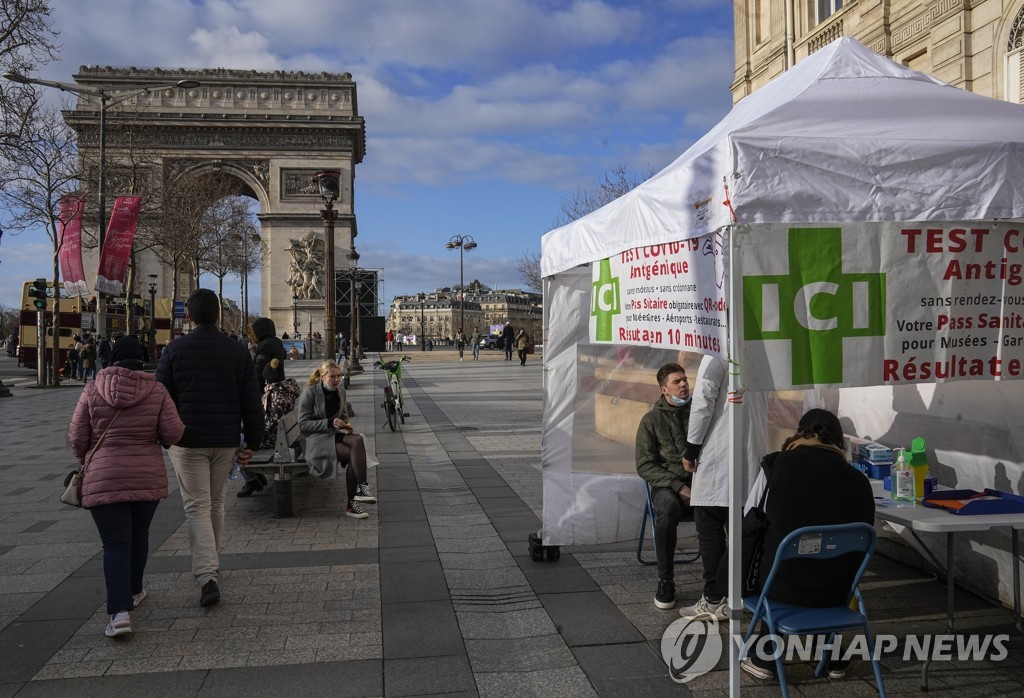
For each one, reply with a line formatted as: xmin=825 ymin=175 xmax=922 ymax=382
xmin=541 ymin=37 xmax=1024 ymax=277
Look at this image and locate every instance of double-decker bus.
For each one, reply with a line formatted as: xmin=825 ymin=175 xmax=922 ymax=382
xmin=18 ymin=281 xmax=83 ymax=370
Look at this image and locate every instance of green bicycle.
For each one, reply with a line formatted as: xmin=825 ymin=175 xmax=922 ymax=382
xmin=373 ymin=355 xmax=410 ymax=431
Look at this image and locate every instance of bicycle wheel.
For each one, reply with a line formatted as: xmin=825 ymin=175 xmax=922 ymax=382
xmin=384 ymin=390 xmax=397 ymax=432
xmin=394 ymin=381 xmax=406 ymax=424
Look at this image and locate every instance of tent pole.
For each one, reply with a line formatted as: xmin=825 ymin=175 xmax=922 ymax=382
xmin=727 ymin=226 xmax=743 ymax=697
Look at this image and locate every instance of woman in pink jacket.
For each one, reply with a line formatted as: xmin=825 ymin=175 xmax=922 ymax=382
xmin=68 ymin=336 xmax=185 ymax=638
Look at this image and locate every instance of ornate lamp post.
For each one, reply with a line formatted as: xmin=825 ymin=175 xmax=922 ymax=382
xmin=147 ymin=274 xmax=158 ymax=361
xmin=445 ymin=235 xmax=477 ymax=338
xmin=2 ymin=72 xmax=199 ymax=337
xmin=347 ymin=250 xmax=364 ymax=374
xmin=314 ymin=170 xmax=340 ymax=360
xmin=292 ymin=294 xmax=299 ymax=337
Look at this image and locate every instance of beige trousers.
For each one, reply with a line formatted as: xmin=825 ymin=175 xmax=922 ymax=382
xmin=168 ymin=446 xmax=235 ymax=587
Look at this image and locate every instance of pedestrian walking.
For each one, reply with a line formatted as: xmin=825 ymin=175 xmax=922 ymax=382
xmin=67 ymin=336 xmax=185 ymax=637
xmin=469 ymin=327 xmax=482 ymax=361
xmin=502 ymin=322 xmax=515 ymax=361
xmin=155 ymin=289 xmax=264 ymax=608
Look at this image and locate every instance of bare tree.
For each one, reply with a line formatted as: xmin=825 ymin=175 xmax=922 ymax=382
xmin=515 ymin=251 xmax=542 ymax=293
xmin=516 ymin=161 xmax=654 ymax=292
xmin=0 ymin=0 xmax=60 ymax=148
xmin=152 ymin=170 xmax=242 ymax=303
xmin=197 ymin=195 xmax=258 ymax=329
xmin=0 ymin=99 xmax=81 ymax=384
xmin=0 ymin=302 xmax=17 ymax=338
xmin=553 ymin=161 xmax=654 ymax=228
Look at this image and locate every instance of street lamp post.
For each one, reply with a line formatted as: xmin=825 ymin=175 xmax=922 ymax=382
xmin=233 ymin=228 xmax=259 ymax=334
xmin=292 ymin=295 xmax=299 ymax=337
xmin=147 ymin=274 xmax=157 ymax=361
xmin=314 ymin=170 xmax=340 ymax=361
xmin=2 ymin=72 xmax=200 ymax=338
xmin=347 ymin=251 xmax=364 ymax=374
xmin=445 ymin=235 xmax=477 ymax=339
xmin=419 ymin=294 xmax=426 ymax=351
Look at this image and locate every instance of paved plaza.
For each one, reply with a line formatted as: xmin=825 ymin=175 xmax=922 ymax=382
xmin=0 ymin=350 xmax=1021 ymax=696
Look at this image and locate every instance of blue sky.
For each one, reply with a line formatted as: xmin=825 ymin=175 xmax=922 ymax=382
xmin=1 ymin=0 xmax=735 ymax=312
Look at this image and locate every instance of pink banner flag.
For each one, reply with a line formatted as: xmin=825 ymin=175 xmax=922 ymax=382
xmin=95 ymin=196 xmax=142 ymax=296
xmin=57 ymin=196 xmax=89 ymax=297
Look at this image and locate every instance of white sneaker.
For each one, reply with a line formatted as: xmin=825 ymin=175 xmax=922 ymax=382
xmin=678 ymin=595 xmax=728 ymax=621
xmin=132 ymin=588 xmax=147 ymax=608
xmin=740 ymin=656 xmax=775 ymax=680
xmin=105 ymin=611 xmax=132 ymax=637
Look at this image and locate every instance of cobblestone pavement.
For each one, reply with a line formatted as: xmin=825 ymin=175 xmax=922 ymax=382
xmin=0 ymin=351 xmax=1021 ymax=696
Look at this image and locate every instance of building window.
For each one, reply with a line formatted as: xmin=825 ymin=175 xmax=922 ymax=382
xmin=816 ymin=0 xmax=842 ymax=25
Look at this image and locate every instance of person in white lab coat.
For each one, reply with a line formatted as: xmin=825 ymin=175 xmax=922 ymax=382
xmin=677 ymin=354 xmax=767 ymax=620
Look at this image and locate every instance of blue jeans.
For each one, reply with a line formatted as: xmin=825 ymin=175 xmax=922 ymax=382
xmin=90 ymin=500 xmax=160 ymax=614
xmin=472 ymin=343 xmax=480 ymax=360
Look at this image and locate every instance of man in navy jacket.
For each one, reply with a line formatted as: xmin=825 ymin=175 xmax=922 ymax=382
xmin=156 ymin=289 xmax=264 ymax=607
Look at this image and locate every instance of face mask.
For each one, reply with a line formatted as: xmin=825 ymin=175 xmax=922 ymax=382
xmin=322 ymin=382 xmax=338 ymax=392
xmin=667 ymin=394 xmax=690 ymax=407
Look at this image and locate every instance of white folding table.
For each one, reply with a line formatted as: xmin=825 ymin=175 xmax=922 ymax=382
xmin=871 ymin=481 xmax=1024 ymax=689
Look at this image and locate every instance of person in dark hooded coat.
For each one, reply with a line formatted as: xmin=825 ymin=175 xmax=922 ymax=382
xmin=247 ymin=317 xmax=286 ymax=391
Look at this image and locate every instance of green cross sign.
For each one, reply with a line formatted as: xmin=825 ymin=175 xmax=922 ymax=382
xmin=743 ymin=227 xmax=886 ymax=385
xmin=591 ymin=258 xmax=621 ymax=341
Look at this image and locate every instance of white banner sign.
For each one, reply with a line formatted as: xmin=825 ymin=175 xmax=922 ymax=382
xmin=589 ymin=233 xmax=727 ymax=357
xmin=736 ymin=222 xmax=1024 ymax=390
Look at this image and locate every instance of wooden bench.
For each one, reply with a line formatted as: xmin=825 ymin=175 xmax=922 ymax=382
xmin=245 ymin=410 xmax=350 ymax=518
xmin=246 ymin=409 xmax=308 ymax=519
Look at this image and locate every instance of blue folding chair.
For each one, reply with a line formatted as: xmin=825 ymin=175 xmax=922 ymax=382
xmin=741 ymin=522 xmax=886 ymax=698
xmin=636 ymin=481 xmax=700 ymax=565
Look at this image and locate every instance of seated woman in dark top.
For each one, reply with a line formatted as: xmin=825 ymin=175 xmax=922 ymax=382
xmin=742 ymin=408 xmax=874 ymax=681
xmin=297 ymin=360 xmax=376 ymax=519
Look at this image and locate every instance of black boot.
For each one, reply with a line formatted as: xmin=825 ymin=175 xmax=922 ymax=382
xmin=237 ymin=479 xmax=263 ymax=498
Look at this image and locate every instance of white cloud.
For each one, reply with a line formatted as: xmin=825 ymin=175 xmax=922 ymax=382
xmin=188 ymin=26 xmax=280 ymax=71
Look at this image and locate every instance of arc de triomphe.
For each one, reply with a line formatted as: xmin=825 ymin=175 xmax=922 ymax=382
xmin=66 ymin=65 xmax=365 ymax=338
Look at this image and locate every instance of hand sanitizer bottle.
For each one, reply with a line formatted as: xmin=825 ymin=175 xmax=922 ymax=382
xmin=893 ymin=447 xmax=914 ymax=505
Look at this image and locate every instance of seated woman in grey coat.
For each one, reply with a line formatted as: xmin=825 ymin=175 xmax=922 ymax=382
xmin=296 ymin=360 xmax=376 ymax=519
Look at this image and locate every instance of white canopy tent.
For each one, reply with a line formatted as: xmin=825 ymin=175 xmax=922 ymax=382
xmin=541 ymin=37 xmax=1024 ymax=692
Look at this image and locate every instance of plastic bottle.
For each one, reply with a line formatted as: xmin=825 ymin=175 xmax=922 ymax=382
xmin=908 ymin=436 xmax=929 ymax=502
xmin=229 ymin=437 xmax=246 ymax=480
xmin=892 ymin=447 xmax=914 ymax=504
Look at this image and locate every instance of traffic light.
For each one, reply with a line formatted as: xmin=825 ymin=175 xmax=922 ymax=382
xmin=29 ymin=278 xmax=47 ymax=310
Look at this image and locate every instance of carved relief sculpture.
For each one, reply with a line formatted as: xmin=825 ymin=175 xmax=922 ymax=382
xmin=286 ymin=233 xmax=326 ymax=300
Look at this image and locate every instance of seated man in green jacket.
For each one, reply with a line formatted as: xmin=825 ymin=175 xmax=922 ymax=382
xmin=635 ymin=362 xmax=693 ymax=610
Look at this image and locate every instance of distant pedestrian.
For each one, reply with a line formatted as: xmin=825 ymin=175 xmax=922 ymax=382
xmin=385 ymin=329 xmax=394 ymax=352
xmin=81 ymin=339 xmax=98 ymax=382
xmin=67 ymin=344 xmax=81 ymax=381
xmin=98 ymin=336 xmax=112 ymax=369
xmin=469 ymin=327 xmax=482 ymax=361
xmin=455 ymin=328 xmax=466 ymax=361
xmin=502 ymin=322 xmax=515 ymax=361
xmin=68 ymin=335 xmax=185 ymax=637
xmin=516 ymin=329 xmax=530 ymax=366
xmin=155 ymin=289 xmax=264 ymax=608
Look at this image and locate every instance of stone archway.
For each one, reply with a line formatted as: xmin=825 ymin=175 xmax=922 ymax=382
xmin=65 ymin=66 xmax=365 ymax=337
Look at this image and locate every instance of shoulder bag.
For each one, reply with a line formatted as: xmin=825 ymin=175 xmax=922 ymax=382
xmin=61 ymin=409 xmax=123 ymax=508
